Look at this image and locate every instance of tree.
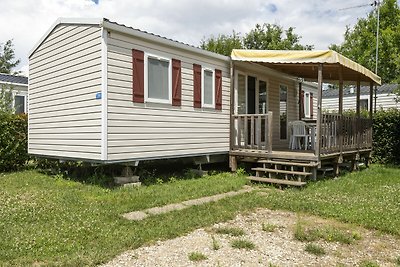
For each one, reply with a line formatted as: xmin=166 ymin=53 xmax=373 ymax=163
xmin=201 ymin=23 xmax=313 ymax=56
xmin=243 ymin=23 xmax=313 ymax=50
xmin=0 ymin=40 xmax=20 ymax=74
xmin=200 ymin=31 xmax=243 ymax=56
xmin=330 ymin=0 xmax=400 ymax=84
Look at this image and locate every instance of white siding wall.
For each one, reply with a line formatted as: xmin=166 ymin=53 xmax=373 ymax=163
xmin=29 ymin=24 xmax=103 ymax=160
xmin=106 ymin=31 xmax=230 ymax=161
xmin=322 ymin=94 xmax=399 ymax=112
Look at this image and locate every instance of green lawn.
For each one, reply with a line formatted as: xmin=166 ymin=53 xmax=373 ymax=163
xmin=0 ymin=170 xmax=256 ymax=266
xmin=261 ymin=165 xmax=400 ymax=236
xmin=0 ymin=164 xmax=399 ymax=266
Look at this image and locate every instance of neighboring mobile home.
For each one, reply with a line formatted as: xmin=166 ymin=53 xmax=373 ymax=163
xmin=0 ymin=73 xmax=28 ymax=114
xmin=322 ymin=84 xmax=399 ymax=112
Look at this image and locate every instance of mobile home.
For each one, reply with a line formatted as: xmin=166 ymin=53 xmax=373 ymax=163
xmin=28 ymin=18 xmax=231 ymax=163
xmin=29 ymin=18 xmax=381 ymax=185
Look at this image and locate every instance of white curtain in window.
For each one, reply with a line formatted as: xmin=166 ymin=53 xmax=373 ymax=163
xmin=204 ymin=70 xmax=213 ymax=105
xmin=148 ymin=58 xmax=169 ymax=100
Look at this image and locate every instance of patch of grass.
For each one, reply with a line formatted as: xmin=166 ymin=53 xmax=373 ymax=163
xmin=211 ymin=236 xmax=220 ymax=250
xmin=231 ymin=239 xmax=256 ymax=250
xmin=215 ymin=227 xmax=245 ymax=237
xmin=359 ymin=260 xmax=380 ymax=267
xmin=262 ymin=165 xmax=400 ymax=236
xmin=395 ymin=256 xmax=400 ymax=266
xmin=294 ymin=222 xmax=361 ymax=244
xmin=305 ymin=243 xmax=326 ymax=256
xmin=188 ymin=252 xmax=207 ymax=261
xmin=0 ymin=170 xmax=253 ymax=266
xmin=262 ymin=222 xmax=277 ymax=232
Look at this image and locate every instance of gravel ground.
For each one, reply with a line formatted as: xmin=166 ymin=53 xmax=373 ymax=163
xmin=102 ymin=209 xmax=400 ymax=267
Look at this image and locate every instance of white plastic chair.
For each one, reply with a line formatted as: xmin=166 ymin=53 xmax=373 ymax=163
xmin=289 ymin=121 xmax=309 ymax=150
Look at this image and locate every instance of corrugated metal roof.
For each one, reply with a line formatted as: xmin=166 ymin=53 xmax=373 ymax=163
xmin=0 ymin=73 xmax=28 ymax=85
xmin=322 ymin=84 xmax=399 ymax=98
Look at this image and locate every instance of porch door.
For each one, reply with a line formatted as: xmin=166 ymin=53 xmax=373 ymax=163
xmin=247 ymin=76 xmax=256 ymax=114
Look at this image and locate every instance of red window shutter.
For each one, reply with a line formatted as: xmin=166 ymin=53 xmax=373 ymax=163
xmin=300 ymin=90 xmax=305 ymax=118
xmin=310 ymin=92 xmax=314 ymax=119
xmin=215 ymin=69 xmax=222 ymax=110
xmin=193 ymin=64 xmax=202 ymax=108
xmin=172 ymin=59 xmax=182 ymax=106
xmin=132 ymin=49 xmax=144 ymax=103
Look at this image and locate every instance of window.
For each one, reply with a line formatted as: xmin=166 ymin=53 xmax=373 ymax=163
xmin=360 ymin=99 xmax=368 ymax=111
xmin=280 ymin=85 xmax=288 ymax=140
xmin=14 ymin=95 xmax=26 ymax=114
xmin=304 ymin=92 xmax=310 ymax=118
xmin=145 ymin=54 xmax=172 ymax=104
xmin=202 ymin=68 xmax=215 ymax=108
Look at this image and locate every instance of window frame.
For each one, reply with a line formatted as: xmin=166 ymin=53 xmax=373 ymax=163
xmin=201 ymin=67 xmax=215 ymax=108
xmin=144 ymin=53 xmax=172 ymax=104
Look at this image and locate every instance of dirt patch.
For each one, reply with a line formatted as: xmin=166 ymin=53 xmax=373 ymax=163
xmin=102 ymin=209 xmax=400 ymax=266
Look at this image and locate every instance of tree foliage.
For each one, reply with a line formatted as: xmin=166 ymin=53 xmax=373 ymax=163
xmin=330 ymin=0 xmax=400 ymax=83
xmin=0 ymin=39 xmax=20 ymax=74
xmin=201 ymin=23 xmax=313 ymax=56
xmin=200 ymin=31 xmax=242 ymax=56
xmin=243 ymin=23 xmax=313 ymax=50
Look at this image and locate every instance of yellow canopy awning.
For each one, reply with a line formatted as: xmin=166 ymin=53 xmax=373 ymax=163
xmin=231 ymin=49 xmax=381 ymax=85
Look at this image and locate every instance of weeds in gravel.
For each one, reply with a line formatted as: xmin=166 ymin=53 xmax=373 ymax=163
xmin=231 ymin=239 xmax=256 ymax=250
xmin=294 ymin=221 xmax=361 ymax=244
xmin=211 ymin=235 xmax=220 ymax=250
xmin=188 ymin=252 xmax=207 ymax=261
xmin=215 ymin=227 xmax=245 ymax=237
xmin=262 ymin=222 xmax=277 ymax=232
xmin=305 ymin=243 xmax=326 ymax=256
xmin=359 ymin=260 xmax=380 ymax=267
xmin=396 ymin=256 xmax=400 ymax=266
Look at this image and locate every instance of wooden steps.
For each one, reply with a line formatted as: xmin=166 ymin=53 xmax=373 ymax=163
xmin=247 ymin=176 xmax=307 ymax=186
xmin=247 ymin=158 xmax=318 ymax=187
xmin=257 ymin=159 xmax=318 ymax=167
xmin=252 ymin=167 xmax=312 ymax=176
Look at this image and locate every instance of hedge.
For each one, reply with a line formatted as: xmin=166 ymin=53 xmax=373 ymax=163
xmin=0 ymin=112 xmax=28 ymax=171
xmin=373 ymin=108 xmax=400 ymax=164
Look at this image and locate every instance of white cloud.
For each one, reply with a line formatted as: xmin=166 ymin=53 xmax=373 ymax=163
xmin=0 ymin=0 xmax=386 ymax=76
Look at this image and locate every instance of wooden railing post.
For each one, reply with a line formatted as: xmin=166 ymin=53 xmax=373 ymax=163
xmin=257 ymin=115 xmax=262 ymax=150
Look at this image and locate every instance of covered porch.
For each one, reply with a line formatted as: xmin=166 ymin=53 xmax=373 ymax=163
xmin=229 ymin=50 xmax=381 ymax=185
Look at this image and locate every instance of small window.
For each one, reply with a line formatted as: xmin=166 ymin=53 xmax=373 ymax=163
xmin=360 ymin=99 xmax=368 ymax=111
xmin=14 ymin=95 xmax=26 ymax=114
xmin=145 ymin=54 xmax=171 ymax=104
xmin=280 ymin=85 xmax=288 ymax=140
xmin=202 ymin=68 xmax=215 ymax=108
xmin=304 ymin=92 xmax=310 ymax=118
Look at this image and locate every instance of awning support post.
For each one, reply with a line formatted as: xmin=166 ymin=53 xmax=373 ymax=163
xmin=315 ymin=64 xmax=323 ymax=164
xmin=338 ymin=65 xmax=344 ymax=161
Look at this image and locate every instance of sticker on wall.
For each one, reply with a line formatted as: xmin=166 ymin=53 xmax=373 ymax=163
xmin=96 ymin=92 xmax=102 ymax=99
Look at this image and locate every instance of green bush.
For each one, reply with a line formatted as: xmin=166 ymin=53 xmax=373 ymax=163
xmin=0 ymin=112 xmax=28 ymax=171
xmin=373 ymin=108 xmax=400 ymax=164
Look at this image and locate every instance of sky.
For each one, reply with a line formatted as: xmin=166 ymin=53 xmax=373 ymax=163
xmin=0 ymin=0 xmax=391 ymax=76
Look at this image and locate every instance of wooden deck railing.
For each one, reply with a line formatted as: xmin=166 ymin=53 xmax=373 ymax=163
xmin=232 ymin=112 xmax=273 ymax=152
xmin=321 ymin=114 xmax=372 ymax=154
